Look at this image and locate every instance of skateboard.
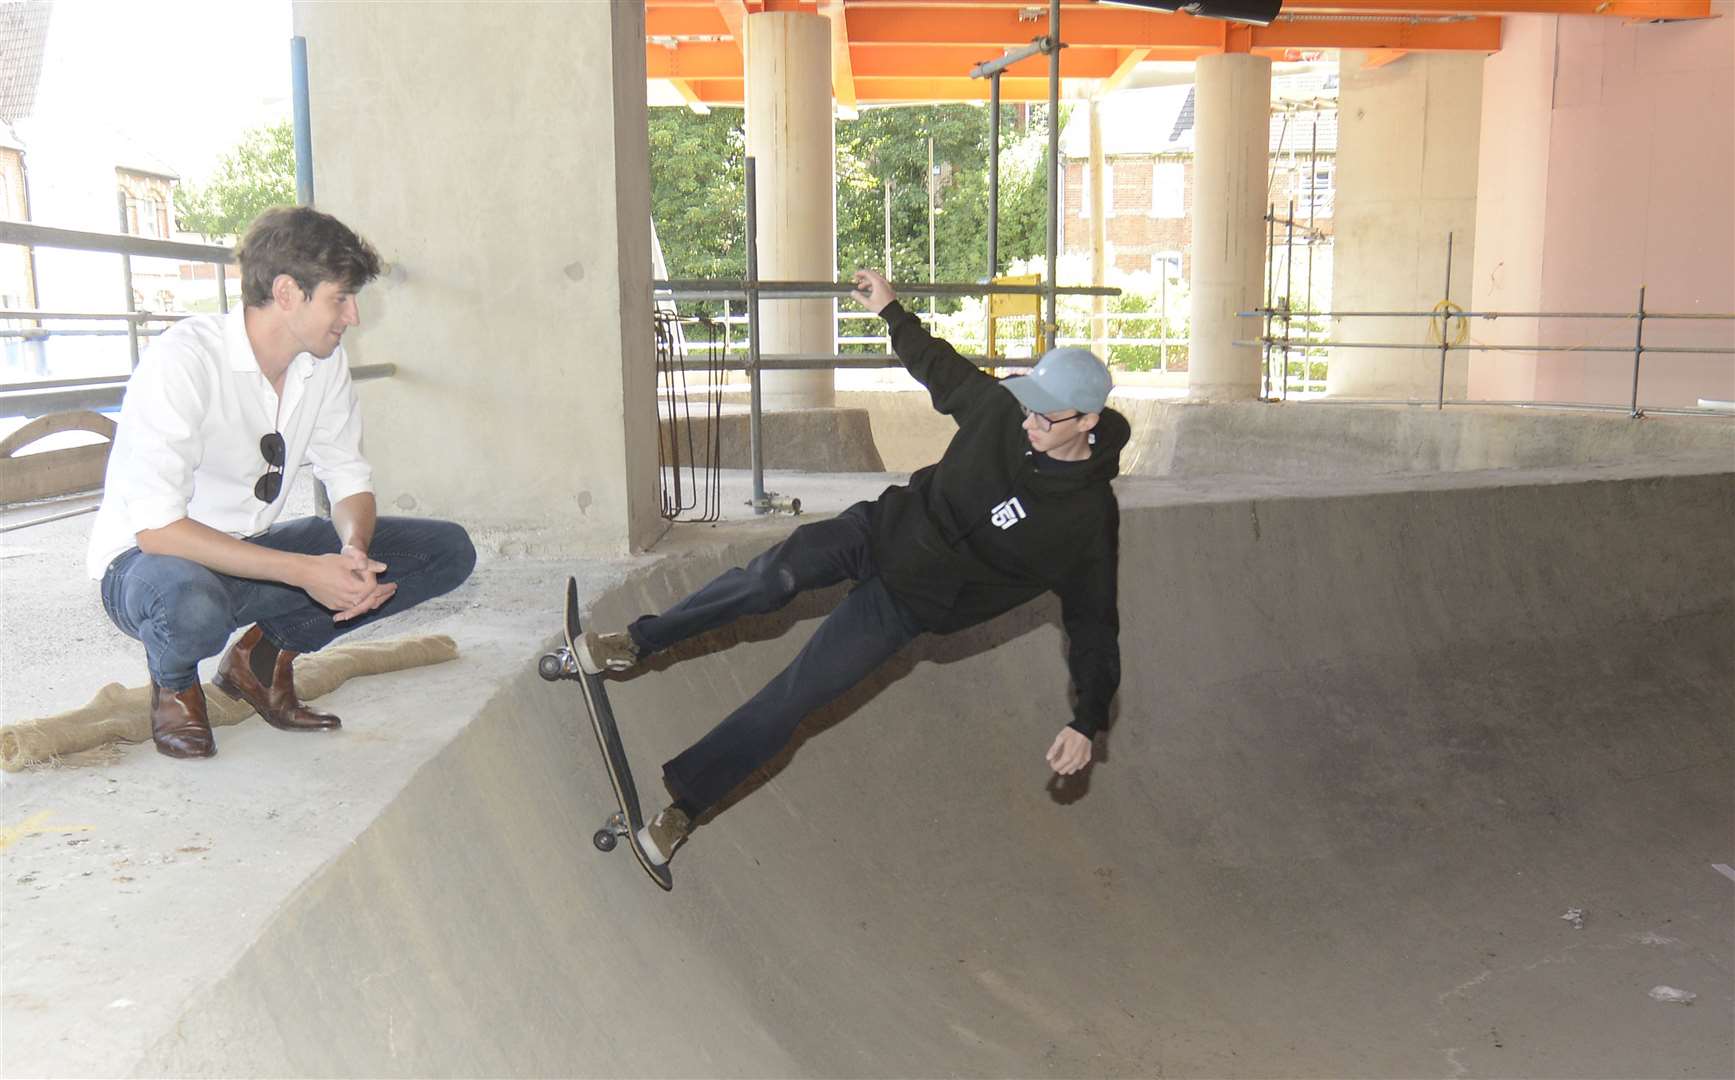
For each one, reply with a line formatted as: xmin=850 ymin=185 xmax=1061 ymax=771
xmin=538 ymin=577 xmax=673 ymax=891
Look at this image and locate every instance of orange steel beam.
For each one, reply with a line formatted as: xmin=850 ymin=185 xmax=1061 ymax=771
xmin=818 ymin=0 xmax=859 ymax=114
xmin=714 ymin=0 xmax=747 ymax=47
xmin=828 ymin=0 xmax=1708 ymax=15
xmin=1257 ymin=16 xmax=1500 ymax=48
xmin=1100 ymin=47 xmax=1152 ymax=94
xmin=1361 ymin=48 xmax=1409 ymax=67
xmin=647 ymin=0 xmax=1709 ymax=37
xmin=662 ymin=75 xmax=1186 ymax=105
xmin=645 ymin=40 xmax=1178 ymax=79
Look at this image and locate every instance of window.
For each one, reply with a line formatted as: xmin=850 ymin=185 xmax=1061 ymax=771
xmin=1298 ymin=163 xmax=1333 ymax=217
xmin=1080 ymin=163 xmax=1116 ymax=220
xmin=1150 ymin=162 xmax=1184 ymax=219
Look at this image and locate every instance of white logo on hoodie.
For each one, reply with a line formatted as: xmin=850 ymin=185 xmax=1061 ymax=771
xmin=989 ymin=496 xmax=1027 ymax=530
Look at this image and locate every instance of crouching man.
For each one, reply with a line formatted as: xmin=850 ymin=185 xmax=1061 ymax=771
xmin=87 ymin=206 xmax=476 ymax=758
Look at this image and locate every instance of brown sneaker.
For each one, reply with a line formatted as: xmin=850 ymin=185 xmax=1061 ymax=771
xmin=637 ymin=805 xmax=691 ymax=865
xmin=576 ymin=629 xmax=640 ymax=675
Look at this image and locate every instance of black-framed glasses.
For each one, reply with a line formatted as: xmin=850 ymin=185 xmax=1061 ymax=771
xmin=1019 ymin=404 xmax=1080 ymax=432
xmin=255 ymin=432 xmax=285 ymax=503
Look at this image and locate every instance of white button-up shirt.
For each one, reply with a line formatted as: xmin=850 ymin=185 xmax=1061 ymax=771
xmin=86 ymin=308 xmax=373 ymax=578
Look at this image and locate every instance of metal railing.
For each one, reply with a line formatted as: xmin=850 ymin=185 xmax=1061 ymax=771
xmin=654 ymin=156 xmax=1121 ymax=514
xmin=1244 ymin=234 xmax=1734 ymax=418
xmin=0 ymin=220 xmax=396 ymax=421
xmin=687 ymin=306 xmax=1188 ymax=375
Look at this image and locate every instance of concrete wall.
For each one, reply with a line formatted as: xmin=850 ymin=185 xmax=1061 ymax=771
xmin=1470 ymin=6 xmax=1735 ymax=409
xmin=1329 ymin=52 xmax=1484 ymax=400
xmin=836 ymin=389 xmax=1735 ymax=477
xmin=294 ymin=1 xmax=662 ymax=554
xmin=132 ymin=468 xmax=1735 ymax=1077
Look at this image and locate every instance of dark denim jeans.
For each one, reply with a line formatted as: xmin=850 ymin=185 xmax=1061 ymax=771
xmin=100 ymin=515 xmax=476 ymax=690
xmin=629 ymin=502 xmax=923 ymax=814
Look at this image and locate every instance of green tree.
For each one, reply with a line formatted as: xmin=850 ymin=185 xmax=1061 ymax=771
xmin=173 ymin=121 xmax=296 ymax=239
xmin=648 ymin=107 xmax=746 ymax=280
xmin=649 ymin=103 xmax=1060 ymax=291
xmin=836 ymin=103 xmax=1059 ymax=303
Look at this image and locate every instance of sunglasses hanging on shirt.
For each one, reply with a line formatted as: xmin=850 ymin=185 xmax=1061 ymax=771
xmin=255 ymin=432 xmax=286 ymax=503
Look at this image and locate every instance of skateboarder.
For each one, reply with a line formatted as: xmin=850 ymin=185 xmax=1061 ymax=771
xmin=87 ymin=206 xmax=476 ymax=759
xmin=580 ymin=268 xmax=1126 ymax=864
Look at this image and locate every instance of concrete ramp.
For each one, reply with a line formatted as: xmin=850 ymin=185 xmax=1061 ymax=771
xmin=134 ymin=468 xmax=1733 ymax=1077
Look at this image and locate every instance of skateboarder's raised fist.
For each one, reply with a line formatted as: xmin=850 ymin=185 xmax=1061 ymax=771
xmin=851 ymin=268 xmax=897 ymax=315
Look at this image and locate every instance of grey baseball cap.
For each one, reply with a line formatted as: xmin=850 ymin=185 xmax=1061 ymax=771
xmin=1001 ymin=346 xmax=1113 ymax=415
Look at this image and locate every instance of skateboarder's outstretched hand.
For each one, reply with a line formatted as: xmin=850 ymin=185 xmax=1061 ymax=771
xmin=851 ymin=268 xmax=897 ymax=315
xmin=1046 ymin=727 xmax=1092 ymax=776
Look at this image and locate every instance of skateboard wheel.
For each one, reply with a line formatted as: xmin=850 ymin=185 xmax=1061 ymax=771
xmin=538 ymin=653 xmax=564 ymax=681
xmin=593 ymin=828 xmax=618 ymax=852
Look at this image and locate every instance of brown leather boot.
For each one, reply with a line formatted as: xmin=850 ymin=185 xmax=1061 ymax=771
xmin=213 ymin=624 xmax=340 ymax=731
xmin=151 ymin=682 xmax=215 ymax=758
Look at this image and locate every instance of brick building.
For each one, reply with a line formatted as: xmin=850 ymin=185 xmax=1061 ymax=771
xmin=1059 ymin=72 xmax=1338 ymax=284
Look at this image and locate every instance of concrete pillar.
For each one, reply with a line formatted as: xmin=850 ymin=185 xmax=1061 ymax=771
xmin=294 ymin=0 xmax=660 ymax=554
xmin=1188 ymin=53 xmax=1272 ymax=401
xmin=1470 ymin=8 xmax=1735 ymax=410
xmin=1327 ymin=52 xmax=1483 ymax=400
xmin=745 ymin=12 xmax=835 ymax=410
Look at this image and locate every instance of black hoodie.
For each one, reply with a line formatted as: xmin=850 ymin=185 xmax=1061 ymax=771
xmin=867 ymin=302 xmax=1126 ymax=737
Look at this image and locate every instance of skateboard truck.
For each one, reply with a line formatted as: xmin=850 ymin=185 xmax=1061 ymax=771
xmin=594 ymin=810 xmax=630 ymax=853
xmin=538 ymin=647 xmax=577 ymax=681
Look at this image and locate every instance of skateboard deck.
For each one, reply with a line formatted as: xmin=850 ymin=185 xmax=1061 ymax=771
xmin=539 ymin=577 xmax=673 ymax=891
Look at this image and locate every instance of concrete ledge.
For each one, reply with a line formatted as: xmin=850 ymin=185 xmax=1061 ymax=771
xmin=658 ymin=405 xmax=884 ymax=473
xmin=837 ymin=390 xmax=1735 ymax=477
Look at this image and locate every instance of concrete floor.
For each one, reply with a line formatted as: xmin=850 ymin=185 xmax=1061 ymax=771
xmin=2 ymin=411 xmax=1732 ymax=1077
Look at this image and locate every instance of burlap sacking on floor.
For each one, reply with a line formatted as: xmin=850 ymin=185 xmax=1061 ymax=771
xmin=0 ymin=635 xmax=459 ymax=771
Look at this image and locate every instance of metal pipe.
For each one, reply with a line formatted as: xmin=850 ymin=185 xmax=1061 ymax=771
xmin=291 ymin=36 xmax=315 ymax=206
xmin=655 ymin=279 xmax=1120 ymax=301
xmin=987 ymin=72 xmax=1000 ymax=280
xmin=0 ymin=328 xmax=169 ymax=339
xmin=1240 ymin=306 xmax=1735 ymax=321
xmin=1263 ymin=204 xmax=1276 ymax=400
xmin=115 ymin=191 xmax=141 ymax=371
xmin=928 ymin=135 xmax=936 ymax=316
xmin=986 ymin=71 xmax=1001 ymax=353
xmin=1630 ymin=284 xmax=1646 ymax=419
xmin=1437 ymin=232 xmax=1453 ymax=411
xmin=1237 ymin=338 xmax=1733 ymax=355
xmin=0 ymin=363 xmax=397 ymax=420
xmin=0 ymin=504 xmax=101 ymax=535
xmin=1275 ymin=396 xmax=1733 ymax=418
xmin=0 ymin=220 xmax=233 ymax=262
xmin=969 ymin=37 xmax=1055 ymax=79
xmin=0 ymin=309 xmax=186 ymax=321
xmin=1283 ymin=198 xmax=1295 ymax=401
xmin=1043 ymin=0 xmax=1061 ymax=344
xmin=744 ymin=157 xmax=767 ymax=512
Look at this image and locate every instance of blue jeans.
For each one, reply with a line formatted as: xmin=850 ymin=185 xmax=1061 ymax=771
xmin=100 ymin=516 xmax=476 ymax=691
xmin=629 ymin=503 xmax=923 ymax=813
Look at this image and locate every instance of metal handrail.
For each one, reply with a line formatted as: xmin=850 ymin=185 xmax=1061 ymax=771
xmin=1246 ymin=306 xmax=1735 ymax=321
xmin=0 ymin=219 xmax=233 ymax=263
xmin=0 ymin=309 xmax=189 ymax=321
xmin=0 ymin=364 xmax=399 ymax=420
xmin=654 ymin=278 xmax=1119 ymax=301
xmin=1240 ymin=276 xmax=1735 ymax=417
